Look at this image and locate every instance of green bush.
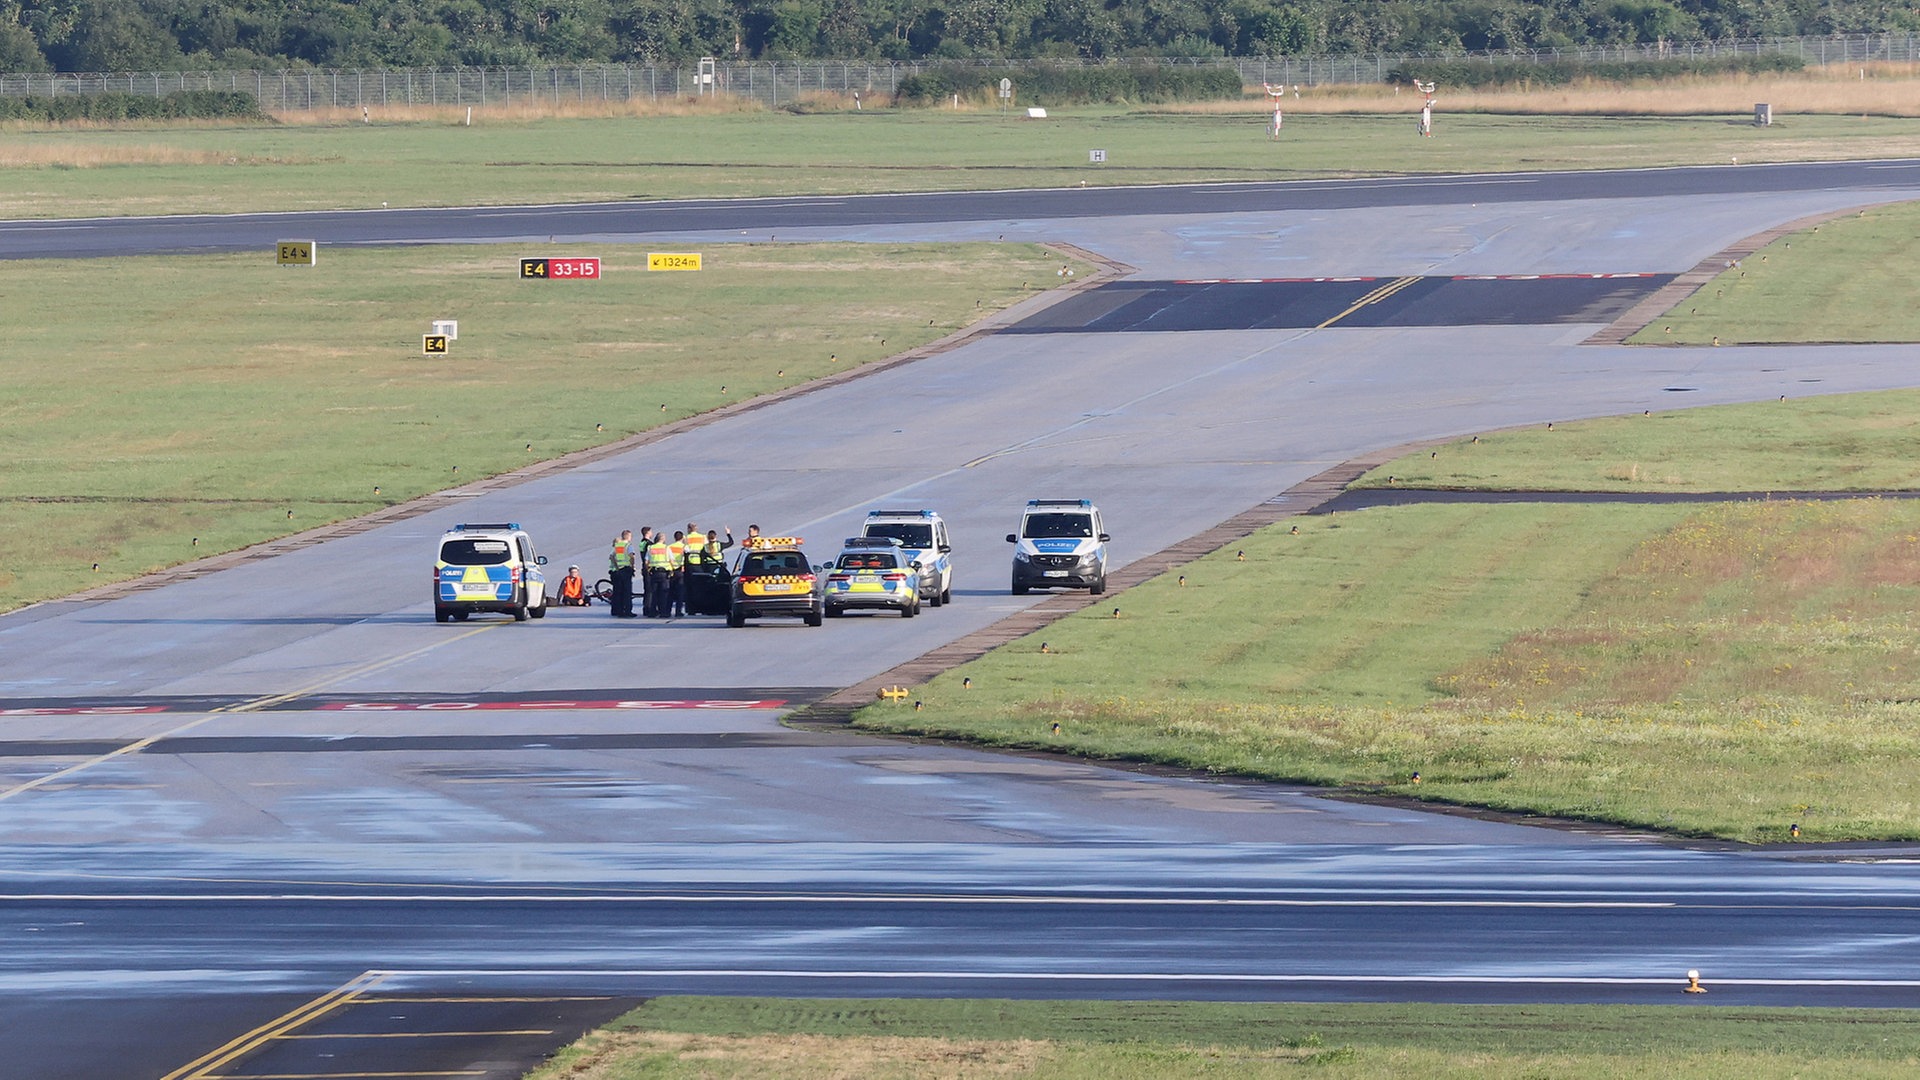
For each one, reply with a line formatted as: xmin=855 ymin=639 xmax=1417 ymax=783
xmin=1386 ymin=52 xmax=1804 ymax=89
xmin=0 ymin=89 xmax=265 ymax=123
xmin=896 ymin=64 xmax=1242 ymax=106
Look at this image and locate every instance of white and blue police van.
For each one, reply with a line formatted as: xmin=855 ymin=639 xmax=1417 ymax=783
xmin=1007 ymin=499 xmax=1109 ymax=595
xmin=859 ymin=508 xmax=954 ymax=607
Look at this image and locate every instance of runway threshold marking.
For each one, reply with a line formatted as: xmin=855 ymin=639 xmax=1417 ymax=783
xmin=1314 ymin=275 xmax=1423 ymax=328
xmin=0 ymin=626 xmax=495 ymax=803
xmin=159 ymin=970 xmax=390 ymax=1080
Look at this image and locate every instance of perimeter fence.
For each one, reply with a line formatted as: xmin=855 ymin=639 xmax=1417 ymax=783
xmin=0 ymin=33 xmax=1915 ymax=111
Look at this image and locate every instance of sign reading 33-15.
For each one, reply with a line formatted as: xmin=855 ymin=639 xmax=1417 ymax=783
xmin=519 ymin=256 xmax=601 ymax=280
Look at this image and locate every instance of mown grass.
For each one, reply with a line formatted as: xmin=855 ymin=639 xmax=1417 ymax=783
xmin=1629 ymin=201 xmax=1920 ymax=345
xmin=1358 ymin=390 xmax=1920 ymax=492
xmin=857 ymin=498 xmax=1920 ymax=841
xmin=526 ymin=996 xmax=1920 ymax=1079
xmin=0 ymin=242 xmax=1077 ymax=610
xmin=2 ymin=108 xmax=1918 ymax=219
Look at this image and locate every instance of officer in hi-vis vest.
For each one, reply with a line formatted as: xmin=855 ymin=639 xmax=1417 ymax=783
xmin=608 ymin=530 xmax=636 ymax=618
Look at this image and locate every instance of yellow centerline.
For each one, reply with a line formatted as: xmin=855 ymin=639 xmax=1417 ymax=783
xmin=0 ymin=625 xmax=495 ymax=803
xmin=160 ymin=971 xmax=390 ymax=1080
xmin=1315 ymin=275 xmax=1423 ymax=329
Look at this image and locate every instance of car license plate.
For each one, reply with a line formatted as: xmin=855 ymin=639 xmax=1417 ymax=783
xmin=458 ymin=583 xmax=496 ymax=595
xmin=1043 ymin=570 xmax=1069 ymax=578
xmin=761 ymin=582 xmax=792 ymax=593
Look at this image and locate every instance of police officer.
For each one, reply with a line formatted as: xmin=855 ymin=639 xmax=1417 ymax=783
xmin=634 ymin=526 xmax=657 ymax=616
xmin=644 ymin=528 xmax=675 ymax=618
xmin=608 ymin=530 xmax=636 ymax=618
xmin=667 ymin=530 xmax=690 ymax=617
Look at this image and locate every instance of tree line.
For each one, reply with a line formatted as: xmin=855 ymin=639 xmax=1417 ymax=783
xmin=0 ymin=0 xmax=1912 ymax=72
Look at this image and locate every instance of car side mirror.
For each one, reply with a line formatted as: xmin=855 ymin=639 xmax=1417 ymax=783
xmin=1005 ymin=534 xmax=1017 ymax=543
xmin=536 ymin=555 xmax=548 ymax=565
xmin=1098 ymin=533 xmax=1111 ymax=543
xmin=910 ymin=561 xmax=922 ymax=571
xmin=938 ymin=545 xmax=952 ymax=553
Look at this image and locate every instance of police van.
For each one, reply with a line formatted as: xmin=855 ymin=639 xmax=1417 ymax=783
xmin=859 ymin=508 xmax=953 ymax=607
xmin=434 ymin=522 xmax=549 ymax=622
xmin=1007 ymin=499 xmax=1109 ymax=595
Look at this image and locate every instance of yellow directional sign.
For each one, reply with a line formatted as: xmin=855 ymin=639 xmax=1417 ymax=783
xmin=276 ymin=241 xmax=317 ymax=266
xmin=647 ymin=252 xmax=703 ymax=272
xmin=422 ymin=334 xmax=449 ymax=355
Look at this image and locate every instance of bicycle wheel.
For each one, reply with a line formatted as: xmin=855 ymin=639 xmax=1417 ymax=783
xmin=593 ymin=579 xmax=614 ymax=603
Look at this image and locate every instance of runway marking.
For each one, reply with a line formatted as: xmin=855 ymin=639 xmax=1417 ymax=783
xmin=218 ymin=1073 xmax=484 ymax=1078
xmin=0 ymin=626 xmax=494 ymax=802
xmin=374 ymin=966 xmax=1920 ymax=989
xmin=0 ymin=891 xmax=1683 ymax=907
xmin=1313 ymin=275 xmax=1423 ymax=328
xmin=277 ymin=1029 xmax=555 ymax=1038
xmin=217 ymin=1060 xmax=483 ymax=1068
xmin=159 ymin=970 xmax=389 ymax=1080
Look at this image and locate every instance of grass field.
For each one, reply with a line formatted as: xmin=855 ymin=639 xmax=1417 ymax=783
xmin=1358 ymin=389 xmax=1920 ymax=492
xmin=857 ymin=497 xmax=1920 ymax=841
xmin=1627 ymin=201 xmax=1920 ymax=345
xmin=526 ymin=996 xmax=1920 ymax=1079
xmin=2 ymin=107 xmax=1919 ymax=219
xmin=0 ymin=242 xmax=1078 ymax=610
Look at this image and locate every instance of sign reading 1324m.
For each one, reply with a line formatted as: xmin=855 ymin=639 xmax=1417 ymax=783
xmin=519 ymin=256 xmax=601 ymax=280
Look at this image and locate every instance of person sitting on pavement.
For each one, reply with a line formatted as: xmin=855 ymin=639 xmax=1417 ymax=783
xmin=559 ymin=566 xmax=589 ymax=606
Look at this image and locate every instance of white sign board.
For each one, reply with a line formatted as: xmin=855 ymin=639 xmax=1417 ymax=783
xmin=431 ymin=319 xmax=458 ymax=340
xmin=1089 ymin=149 xmax=1107 ymax=164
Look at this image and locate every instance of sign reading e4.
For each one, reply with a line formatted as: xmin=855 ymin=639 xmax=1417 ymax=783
xmin=276 ymin=241 xmax=317 ymax=265
xmin=519 ymin=257 xmax=600 ymax=280
xmin=422 ymin=334 xmax=450 ymax=355
xmin=647 ymin=252 xmax=703 ymax=272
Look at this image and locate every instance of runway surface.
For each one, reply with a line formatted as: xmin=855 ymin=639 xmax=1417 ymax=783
xmin=5 ymin=163 xmax=1920 ymax=1077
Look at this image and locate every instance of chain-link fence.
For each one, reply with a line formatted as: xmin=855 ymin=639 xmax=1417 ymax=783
xmin=1 ymin=34 xmax=1915 ymax=111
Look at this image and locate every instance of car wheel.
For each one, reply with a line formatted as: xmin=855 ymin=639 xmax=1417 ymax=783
xmin=941 ymin=586 xmax=952 ymax=605
xmin=1090 ymin=575 xmax=1106 ymax=596
xmin=727 ymin=608 xmax=746 ymax=628
xmin=529 ymin=597 xmax=548 ymax=619
xmin=927 ymin=586 xmax=942 ymax=608
xmin=512 ymin=592 xmax=529 ymax=621
xmin=1011 ymin=581 xmax=1028 ymax=596
xmin=452 ymin=610 xmax=470 ymax=621
xmin=434 ymin=606 xmax=451 ymax=624
xmin=805 ymin=608 xmax=824 ymax=627
xmin=825 ymin=606 xmax=843 ymax=618
xmin=902 ymin=601 xmax=917 ymax=618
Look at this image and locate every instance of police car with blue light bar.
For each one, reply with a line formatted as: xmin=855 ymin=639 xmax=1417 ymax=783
xmin=434 ymin=522 xmax=549 ymax=622
xmin=1007 ymin=499 xmax=1109 ymax=595
xmin=858 ymin=508 xmax=953 ymax=607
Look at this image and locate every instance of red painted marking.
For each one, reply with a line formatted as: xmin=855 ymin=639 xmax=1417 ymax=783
xmin=318 ymin=699 xmax=788 ymax=712
xmin=1451 ymin=273 xmax=1660 ymax=281
xmin=549 ymin=257 xmax=600 ymax=279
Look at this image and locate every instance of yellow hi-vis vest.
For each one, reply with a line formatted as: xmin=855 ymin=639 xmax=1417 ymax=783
xmin=644 ymin=539 xmax=675 ymax=570
xmin=684 ymin=535 xmax=710 ymax=565
xmin=610 ymin=539 xmax=633 ymax=571
xmin=667 ymin=539 xmax=687 ymax=568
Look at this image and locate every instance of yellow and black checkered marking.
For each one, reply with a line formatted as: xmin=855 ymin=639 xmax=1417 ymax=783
xmin=744 ymin=536 xmax=804 ymax=549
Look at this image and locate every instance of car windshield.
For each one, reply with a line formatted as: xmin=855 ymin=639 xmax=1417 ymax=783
xmin=1023 ymin=513 xmax=1094 ymax=539
xmin=838 ymin=552 xmax=898 ymax=570
xmin=865 ymin=523 xmax=932 ymax=547
xmin=440 ymin=538 xmax=512 ymax=565
xmin=743 ymin=551 xmax=806 ymax=574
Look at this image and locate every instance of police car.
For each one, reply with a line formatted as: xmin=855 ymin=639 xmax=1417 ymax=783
xmin=825 ymin=537 xmax=922 ymax=618
xmin=859 ymin=508 xmax=953 ymax=607
xmin=1007 ymin=499 xmax=1109 ymax=595
xmin=728 ymin=536 xmax=824 ymax=627
xmin=434 ymin=522 xmax=549 ymax=622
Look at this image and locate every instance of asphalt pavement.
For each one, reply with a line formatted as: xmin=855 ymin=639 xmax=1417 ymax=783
xmin=4 ymin=165 xmax=1920 ymax=1078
